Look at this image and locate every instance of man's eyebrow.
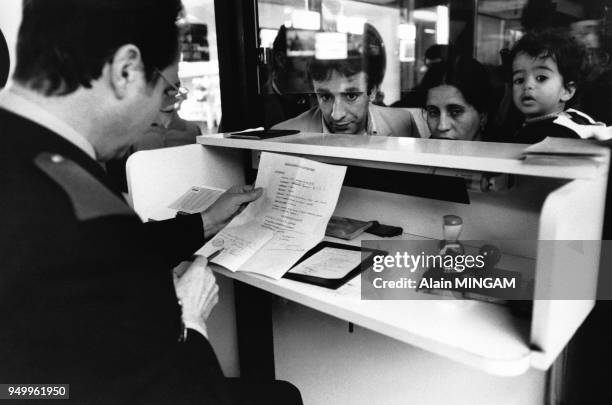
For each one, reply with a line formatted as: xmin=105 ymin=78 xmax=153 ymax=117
xmin=315 ymin=88 xmax=331 ymax=93
xmin=342 ymin=87 xmax=362 ymax=93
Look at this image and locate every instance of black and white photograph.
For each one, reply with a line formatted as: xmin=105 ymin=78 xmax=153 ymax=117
xmin=1 ymin=0 xmax=612 ymax=404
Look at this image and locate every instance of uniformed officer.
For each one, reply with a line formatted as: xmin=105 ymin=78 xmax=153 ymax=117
xmin=0 ymin=1 xmax=301 ymax=403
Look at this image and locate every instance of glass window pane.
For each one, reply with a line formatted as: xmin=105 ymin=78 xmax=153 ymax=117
xmin=257 ymin=0 xmax=453 ymax=129
xmin=476 ymin=0 xmax=524 ymax=65
xmin=179 ymin=0 xmax=222 ymax=134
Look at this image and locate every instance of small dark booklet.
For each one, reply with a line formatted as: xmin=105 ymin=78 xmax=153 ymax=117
xmin=325 ymin=216 xmax=375 ymax=240
xmin=227 ymin=129 xmax=300 ymax=139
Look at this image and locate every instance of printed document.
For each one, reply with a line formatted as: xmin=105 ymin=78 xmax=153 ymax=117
xmin=197 ymin=152 xmax=346 ymax=279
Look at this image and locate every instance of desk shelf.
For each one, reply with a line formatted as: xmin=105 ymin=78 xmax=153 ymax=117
xmin=197 ymin=133 xmax=608 ymax=180
xmin=211 ymin=233 xmax=534 ymax=376
xmin=129 ymin=135 xmax=609 ymax=379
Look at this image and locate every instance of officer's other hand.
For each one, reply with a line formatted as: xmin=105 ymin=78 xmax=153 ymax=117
xmin=173 ymin=256 xmax=219 ymax=338
xmin=201 ymin=185 xmax=263 ymax=237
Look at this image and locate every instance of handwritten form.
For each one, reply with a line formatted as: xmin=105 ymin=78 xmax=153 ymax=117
xmin=288 ymin=248 xmax=365 ymax=279
xmin=197 ymin=152 xmax=346 ymax=279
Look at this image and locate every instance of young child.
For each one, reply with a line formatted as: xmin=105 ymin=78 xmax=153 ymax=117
xmin=509 ymin=29 xmax=610 ymax=143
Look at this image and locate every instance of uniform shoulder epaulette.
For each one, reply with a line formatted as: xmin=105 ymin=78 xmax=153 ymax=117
xmin=34 ymin=152 xmax=134 ymax=221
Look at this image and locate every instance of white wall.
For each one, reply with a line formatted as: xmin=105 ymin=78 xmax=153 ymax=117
xmin=274 ymin=301 xmax=546 ymax=405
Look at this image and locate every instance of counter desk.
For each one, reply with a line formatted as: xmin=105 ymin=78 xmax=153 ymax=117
xmin=126 ymin=133 xmax=609 ymax=405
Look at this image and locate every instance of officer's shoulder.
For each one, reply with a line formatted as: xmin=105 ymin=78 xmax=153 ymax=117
xmin=33 ymin=152 xmax=134 ymax=221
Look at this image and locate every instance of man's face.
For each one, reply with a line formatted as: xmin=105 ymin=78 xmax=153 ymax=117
xmin=512 ymin=53 xmax=574 ymax=118
xmin=313 ymin=70 xmax=371 ymax=134
xmin=112 ymin=63 xmax=179 ymax=159
xmin=572 ymin=20 xmax=600 ymax=49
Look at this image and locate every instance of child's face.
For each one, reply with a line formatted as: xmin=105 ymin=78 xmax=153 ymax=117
xmin=512 ymin=53 xmax=576 ymax=118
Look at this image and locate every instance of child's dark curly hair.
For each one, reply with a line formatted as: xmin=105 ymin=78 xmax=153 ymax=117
xmin=509 ymin=28 xmax=586 ymax=88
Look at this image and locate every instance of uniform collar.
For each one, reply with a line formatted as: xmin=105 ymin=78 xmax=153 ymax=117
xmin=0 ymin=86 xmax=97 ymax=160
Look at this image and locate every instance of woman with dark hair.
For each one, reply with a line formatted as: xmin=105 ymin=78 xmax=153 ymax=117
xmin=421 ymin=56 xmax=494 ymax=141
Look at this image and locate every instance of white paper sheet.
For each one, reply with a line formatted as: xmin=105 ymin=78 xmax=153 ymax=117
xmin=197 ymin=152 xmax=346 ymax=279
xmin=288 ymin=247 xmax=364 ymax=279
xmin=202 ymin=224 xmax=274 ymax=271
xmin=168 ymin=186 xmax=224 ymax=214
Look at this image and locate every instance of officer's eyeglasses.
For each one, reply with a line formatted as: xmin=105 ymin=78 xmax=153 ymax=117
xmin=155 ymin=68 xmax=189 ymax=101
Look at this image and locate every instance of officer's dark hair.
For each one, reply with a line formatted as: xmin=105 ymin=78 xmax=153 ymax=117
xmin=14 ymin=0 xmax=183 ymax=96
xmin=309 ymin=23 xmax=386 ymax=94
xmin=420 ymin=56 xmax=493 ymax=115
xmin=0 ymin=28 xmax=9 ymax=88
xmin=509 ymin=28 xmax=586 ymax=88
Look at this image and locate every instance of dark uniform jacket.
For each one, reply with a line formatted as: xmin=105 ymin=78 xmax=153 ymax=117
xmin=0 ymin=109 xmax=231 ymax=404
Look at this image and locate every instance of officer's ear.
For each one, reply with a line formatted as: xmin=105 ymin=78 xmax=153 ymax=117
xmin=108 ymin=44 xmax=145 ymax=100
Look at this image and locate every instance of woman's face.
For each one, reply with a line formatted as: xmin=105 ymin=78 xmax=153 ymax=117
xmin=425 ymin=85 xmax=484 ymax=141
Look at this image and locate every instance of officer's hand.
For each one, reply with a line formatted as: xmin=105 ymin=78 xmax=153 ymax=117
xmin=201 ymin=185 xmax=263 ymax=237
xmin=173 ymin=256 xmax=219 ymax=338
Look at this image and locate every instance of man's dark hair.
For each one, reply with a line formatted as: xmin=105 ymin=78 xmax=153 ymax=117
xmin=509 ymin=28 xmax=586 ymax=88
xmin=420 ymin=56 xmax=493 ymax=114
xmin=14 ymin=0 xmax=183 ymax=96
xmin=308 ymin=23 xmax=386 ymax=93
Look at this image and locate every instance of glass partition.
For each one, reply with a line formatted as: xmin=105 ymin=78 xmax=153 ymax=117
xmin=257 ymin=0 xmax=453 ymax=113
xmin=178 ymin=0 xmax=222 ymax=134
xmin=251 ymin=0 xmax=611 ymax=140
